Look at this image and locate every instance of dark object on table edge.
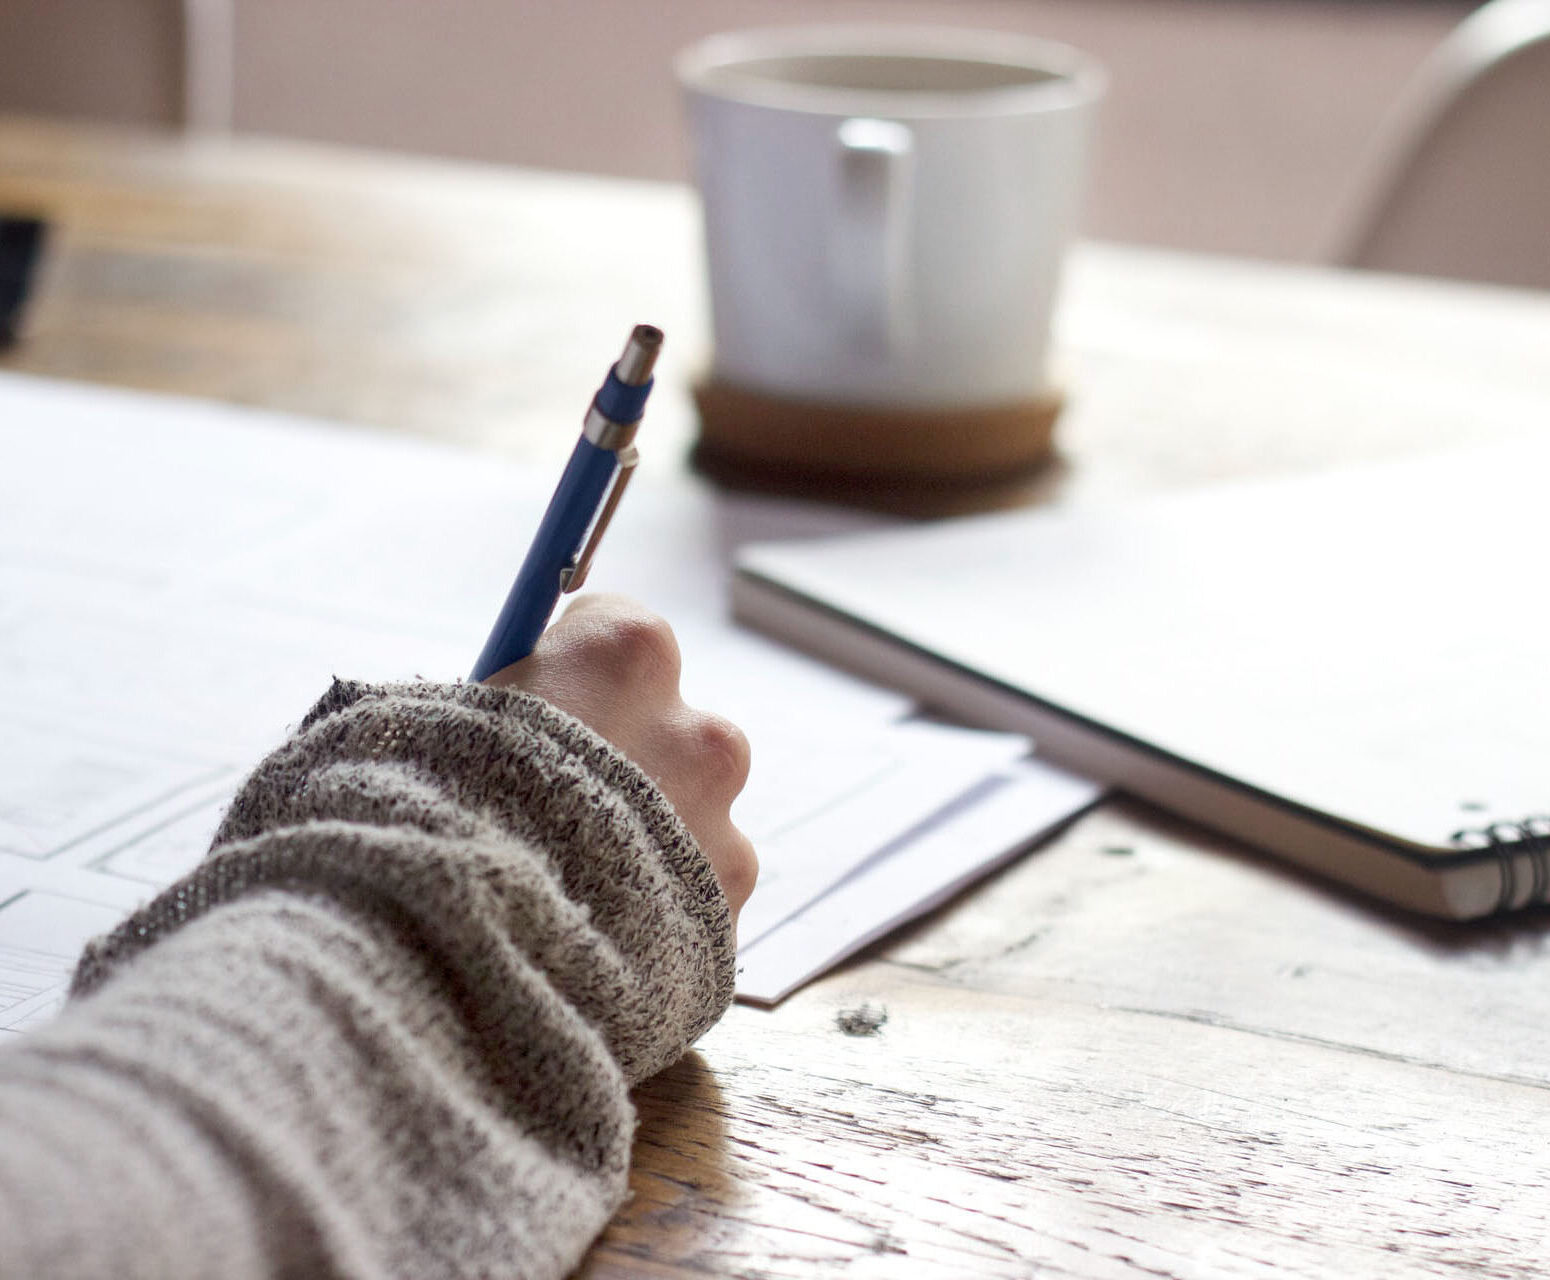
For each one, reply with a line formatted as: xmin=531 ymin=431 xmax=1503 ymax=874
xmin=0 ymin=213 xmax=48 ymax=349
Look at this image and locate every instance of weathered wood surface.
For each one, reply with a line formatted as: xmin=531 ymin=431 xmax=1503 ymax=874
xmin=592 ymin=805 xmax=1550 ymax=1279
xmin=4 ymin=114 xmax=1550 ymax=1279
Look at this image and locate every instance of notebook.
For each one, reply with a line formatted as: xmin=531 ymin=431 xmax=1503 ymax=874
xmin=733 ymin=435 xmax=1550 ymax=920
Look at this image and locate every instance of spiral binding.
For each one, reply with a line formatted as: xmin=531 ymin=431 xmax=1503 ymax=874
xmin=1451 ymin=815 xmax=1550 ymax=913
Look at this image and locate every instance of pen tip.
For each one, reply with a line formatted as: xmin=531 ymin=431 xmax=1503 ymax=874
xmin=616 ymin=324 xmax=664 ymax=386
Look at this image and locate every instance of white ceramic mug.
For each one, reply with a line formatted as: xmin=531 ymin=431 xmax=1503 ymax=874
xmin=677 ymin=26 xmax=1105 ymax=409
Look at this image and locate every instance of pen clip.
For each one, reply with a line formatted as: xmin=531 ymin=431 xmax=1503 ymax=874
xmin=560 ymin=445 xmax=638 ymax=594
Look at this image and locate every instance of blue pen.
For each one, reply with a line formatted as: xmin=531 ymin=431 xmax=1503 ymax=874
xmin=471 ymin=324 xmax=663 ymax=681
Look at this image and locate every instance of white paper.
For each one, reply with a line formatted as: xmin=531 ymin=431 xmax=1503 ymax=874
xmin=0 ymin=371 xmax=1098 ymax=1024
xmin=736 ymin=760 xmax=1102 ymax=1004
xmin=735 ymin=721 xmax=1031 ymax=948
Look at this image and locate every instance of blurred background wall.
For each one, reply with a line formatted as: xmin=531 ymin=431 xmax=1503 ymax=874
xmin=0 ymin=0 xmax=1475 ymax=261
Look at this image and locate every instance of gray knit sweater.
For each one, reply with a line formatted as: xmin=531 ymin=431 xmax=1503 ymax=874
xmin=0 ymin=680 xmax=738 ymax=1279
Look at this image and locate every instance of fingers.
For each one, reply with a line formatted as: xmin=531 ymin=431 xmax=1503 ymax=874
xmin=482 ymin=594 xmax=759 ymax=919
xmin=552 ymin=593 xmax=683 ymax=688
xmin=646 ymin=705 xmax=756 ymax=918
xmin=699 ymin=821 xmax=759 ymax=916
xmin=486 ymin=595 xmax=681 ymax=731
xmin=672 ymin=706 xmax=753 ymax=808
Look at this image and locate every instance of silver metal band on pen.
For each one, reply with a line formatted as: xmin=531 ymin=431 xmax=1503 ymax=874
xmin=582 ymin=324 xmax=662 ymax=449
xmin=563 ymin=324 xmax=663 ymax=590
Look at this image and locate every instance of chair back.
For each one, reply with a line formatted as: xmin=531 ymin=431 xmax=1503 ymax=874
xmin=1331 ymin=0 xmax=1550 ymax=289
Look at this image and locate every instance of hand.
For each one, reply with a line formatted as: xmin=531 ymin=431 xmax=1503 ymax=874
xmin=485 ymin=594 xmax=758 ymax=921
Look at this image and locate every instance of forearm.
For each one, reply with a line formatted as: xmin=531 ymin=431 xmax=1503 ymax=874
xmin=0 ymin=681 xmax=736 ymax=1280
xmin=1 ymin=887 xmax=634 ymax=1278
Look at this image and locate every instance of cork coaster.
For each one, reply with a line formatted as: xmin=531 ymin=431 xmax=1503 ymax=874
xmin=690 ymin=377 xmax=1064 ymax=516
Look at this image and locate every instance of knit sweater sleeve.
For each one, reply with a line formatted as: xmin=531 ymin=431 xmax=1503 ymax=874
xmin=0 ymin=680 xmax=737 ymax=1280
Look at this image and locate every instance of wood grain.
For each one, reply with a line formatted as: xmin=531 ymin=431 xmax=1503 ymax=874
xmin=588 ymin=805 xmax=1550 ymax=1278
xmin=4 ymin=113 xmax=1549 ymax=1278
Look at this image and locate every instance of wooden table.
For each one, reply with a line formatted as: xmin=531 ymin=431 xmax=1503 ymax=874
xmin=5 ymin=113 xmax=1550 ymax=1279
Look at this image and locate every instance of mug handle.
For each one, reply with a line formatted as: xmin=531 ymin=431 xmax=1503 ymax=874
xmin=833 ymin=118 xmax=914 ymax=356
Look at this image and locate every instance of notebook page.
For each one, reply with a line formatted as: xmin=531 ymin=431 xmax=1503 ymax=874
xmin=739 ymin=436 xmax=1550 ymax=852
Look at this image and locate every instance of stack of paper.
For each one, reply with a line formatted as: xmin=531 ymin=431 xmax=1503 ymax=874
xmin=0 ymin=373 xmax=1098 ymax=1022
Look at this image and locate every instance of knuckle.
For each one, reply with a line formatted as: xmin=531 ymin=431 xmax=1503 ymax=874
xmin=691 ymin=712 xmax=752 ymax=791
xmin=594 ymin=611 xmax=680 ymax=684
xmin=720 ymin=834 xmax=760 ymax=910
